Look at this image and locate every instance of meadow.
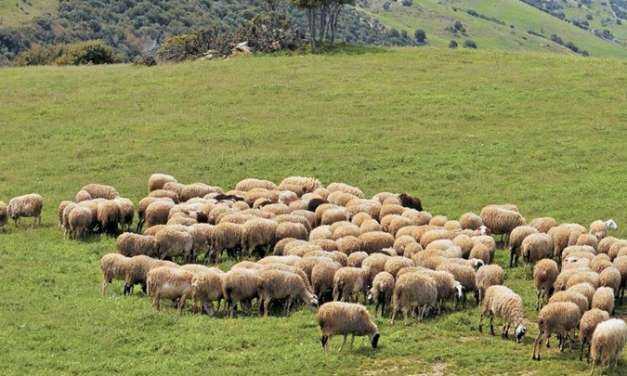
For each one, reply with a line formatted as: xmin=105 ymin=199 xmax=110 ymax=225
xmin=0 ymin=47 xmax=626 ymax=375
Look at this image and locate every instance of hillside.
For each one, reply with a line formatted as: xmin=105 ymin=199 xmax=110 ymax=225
xmin=0 ymin=0 xmax=55 ymax=27
xmin=360 ymin=0 xmax=627 ymax=58
xmin=0 ymin=48 xmax=626 ymax=375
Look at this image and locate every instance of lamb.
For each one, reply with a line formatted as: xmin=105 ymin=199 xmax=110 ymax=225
xmin=242 ymin=218 xmax=277 ymax=256
xmin=479 ymin=285 xmax=527 ymax=342
xmin=475 ymin=265 xmax=505 ymax=303
xmin=317 ymin=302 xmax=380 ymax=351
xmin=591 ymin=287 xmax=615 ymax=315
xmin=100 ymin=253 xmax=131 ymax=295
xmin=332 ymin=267 xmax=369 ymax=303
xmin=391 ymin=272 xmax=438 ymax=324
xmin=599 ymin=266 xmax=621 ymax=294
xmin=147 ymin=266 xmax=194 ymax=312
xmin=548 ymin=290 xmax=589 ymax=315
xmin=257 ymin=269 xmax=318 ymax=317
xmin=521 ymin=233 xmax=553 ymax=265
xmin=508 ymin=225 xmax=539 ymax=267
xmin=7 ymin=193 xmax=43 ymax=226
xmin=367 ymin=271 xmax=395 ymax=317
xmin=148 ymin=173 xmax=177 ymax=192
xmin=311 ymin=259 xmax=342 ymax=302
xmin=589 ymin=219 xmax=618 ymax=240
xmin=156 ymin=227 xmax=194 ymax=262
xmin=222 ymin=268 xmax=261 ymax=317
xmin=68 ymin=205 xmax=93 ymax=240
xmin=527 ymin=217 xmax=556 ymax=233
xmin=533 ymin=259 xmax=559 ymax=310
xmin=532 ymin=302 xmax=582 ymax=360
xmin=459 ymin=212 xmax=482 ymax=230
xmin=589 ymin=318 xmax=627 ymax=368
xmin=479 ymin=205 xmax=525 ymax=243
xmin=613 ymin=256 xmax=627 ymax=302
xmin=359 ymin=231 xmax=394 ymax=254
xmin=579 ymin=308 xmax=610 ymax=361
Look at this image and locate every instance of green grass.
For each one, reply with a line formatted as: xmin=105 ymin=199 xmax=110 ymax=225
xmin=0 ymin=0 xmax=55 ymax=26
xmin=360 ymin=0 xmax=627 ymax=58
xmin=0 ymin=48 xmax=626 ymax=375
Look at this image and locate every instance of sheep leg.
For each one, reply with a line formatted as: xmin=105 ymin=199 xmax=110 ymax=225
xmin=263 ymin=298 xmax=271 ymax=318
xmin=177 ymin=293 xmax=189 ymax=314
xmin=321 ymin=335 xmax=329 ymax=352
xmin=479 ymin=312 xmax=484 ymax=333
xmin=403 ymin=309 xmax=409 ymax=326
xmin=285 ymin=297 xmax=293 ymax=316
xmin=489 ymin=316 xmax=495 ymax=336
xmin=532 ymin=332 xmax=545 ymax=360
xmin=509 ymin=250 xmax=515 ymax=268
xmin=153 ymin=293 xmax=161 ymax=311
xmin=350 ymin=335 xmax=355 ymax=349
xmin=338 ymin=335 xmax=347 ymax=352
xmin=579 ymin=339 xmax=586 ymax=361
xmin=390 ymin=308 xmax=397 ymax=325
xmin=101 ymin=277 xmax=109 ymax=296
xmin=502 ymin=324 xmax=510 ymax=338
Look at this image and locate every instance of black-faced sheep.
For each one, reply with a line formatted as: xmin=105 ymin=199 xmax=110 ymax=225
xmin=317 ymin=302 xmax=379 ymax=351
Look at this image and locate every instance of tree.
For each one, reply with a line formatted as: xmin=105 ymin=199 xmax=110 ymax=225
xmin=290 ymin=0 xmax=355 ymax=49
xmin=414 ymin=29 xmax=426 ymax=44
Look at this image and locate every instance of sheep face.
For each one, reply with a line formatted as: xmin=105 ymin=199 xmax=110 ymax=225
xmin=455 ymin=283 xmax=464 ymax=301
xmin=479 ymin=225 xmax=489 ymax=235
xmin=606 ymin=219 xmax=618 ymax=231
xmin=515 ymin=324 xmax=527 ymax=343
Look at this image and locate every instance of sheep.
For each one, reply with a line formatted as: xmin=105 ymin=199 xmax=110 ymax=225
xmin=436 ymin=263 xmax=476 ymax=305
xmin=598 ymin=236 xmax=618 ymax=255
xmin=372 ymin=192 xmax=397 ymax=204
xmin=384 ymin=215 xmax=413 ymax=236
xmin=305 ymin=250 xmax=347 ymax=266
xmin=260 ymin=262 xmax=313 ymax=293
xmin=591 ymin=287 xmax=615 ymax=315
xmin=361 ymin=253 xmax=391 ymax=284
xmin=190 ymin=267 xmax=224 ymax=315
xmin=479 ymin=285 xmax=527 ymax=342
xmin=508 ymin=225 xmax=539 ymax=267
xmin=124 ymin=255 xmax=178 ymax=294
xmin=367 ymin=271 xmax=395 ymax=317
xmin=391 ymin=272 xmax=438 ymax=324
xmin=321 ymin=207 xmax=350 ymax=226
xmin=311 ymin=260 xmax=342 ymax=302
xmin=148 ymin=173 xmax=177 ymax=192
xmin=278 ymin=176 xmax=321 ymax=196
xmin=565 ymin=223 xmax=588 ymax=246
xmin=402 ymin=209 xmax=431 ymax=226
xmin=242 ymin=218 xmax=277 ymax=256
xmin=599 ymin=266 xmax=621 ymax=294
xmin=96 ymin=200 xmax=119 ymax=235
xmin=548 ymin=290 xmax=589 ymax=315
xmin=276 ymin=221 xmax=308 ymax=241
xmin=75 ymin=190 xmax=92 ymax=202
xmin=480 ymin=205 xmax=525 ymax=243
xmin=591 ymin=254 xmax=612 ymax=273
xmin=589 ymin=219 xmax=618 ymax=240
xmin=327 ymin=182 xmax=364 ymax=198
xmin=332 ymin=267 xmax=369 ymax=303
xmin=81 ymin=183 xmax=119 ymax=200
xmin=257 ymin=269 xmax=318 ymax=317
xmin=285 ymin=243 xmax=323 ymax=257
xmin=309 ymin=225 xmax=332 ymax=241
xmin=235 ymin=178 xmax=276 ymax=192
xmin=575 ymin=233 xmax=598 ymax=250
xmin=590 ymin=318 xmax=627 ymax=368
xmin=180 ymin=183 xmax=222 ymax=202
xmin=529 ymin=217 xmax=558 ymax=233
xmin=521 ymin=233 xmax=552 ymax=265
xmin=258 ymin=255 xmax=301 ymax=266
xmin=221 ymin=268 xmax=261 ymax=317
xmin=378 ymin=204 xmax=405 ymax=220
xmin=613 ymin=256 xmax=627 ymax=302
xmin=532 ymin=302 xmax=582 ymax=360
xmin=346 ymin=199 xmax=381 ymax=219
xmin=579 ymin=308 xmax=610 ymax=361
xmin=144 ymin=200 xmax=175 ymax=229
xmin=360 ymin=219 xmax=382 ymax=234
xmin=608 ymin=240 xmax=627 ymax=260
xmin=475 ymin=265 xmax=505 ymax=303
xmin=453 ymin=234 xmax=474 ymax=258
xmin=383 ymin=256 xmax=415 ymax=278
xmin=212 ymin=222 xmax=243 ymax=261
xmin=546 ymin=225 xmax=577 ymax=260
xmin=331 ymin=222 xmax=361 ymax=240
xmin=100 ymin=253 xmax=131 ymax=295
xmin=147 ymin=266 xmax=193 ymax=312
xmin=68 ymin=205 xmax=93 ymax=240
xmin=403 ymin=242 xmax=423 ymax=259
xmin=347 ymin=251 xmax=369 ymax=268
xmin=469 ymin=243 xmax=492 ymax=265
xmin=460 ymin=212 xmax=482 ymax=230
xmin=317 ymin=302 xmax=379 ymax=351
xmin=351 ymin=212 xmax=372 ymax=227
xmin=359 ymin=231 xmax=394 ymax=254
xmin=566 ymin=270 xmax=600 ymax=289
xmin=420 ymin=229 xmax=455 ymax=248
xmin=533 ymin=259 xmax=559 ymax=310
xmin=396 ymin=192 xmax=422 ymax=211
xmin=393 ymin=236 xmax=419 ymax=256
xmin=295 ymin=256 xmax=328 ymax=285
xmin=156 ymin=227 xmax=194 ymax=262
xmin=7 ymin=193 xmax=43 ymax=226
xmin=568 ymin=283 xmax=596 ymax=307
xmin=472 ymin=235 xmax=496 ymax=254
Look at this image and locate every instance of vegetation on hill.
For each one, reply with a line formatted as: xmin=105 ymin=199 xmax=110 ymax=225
xmin=0 ymin=48 xmax=625 ymax=375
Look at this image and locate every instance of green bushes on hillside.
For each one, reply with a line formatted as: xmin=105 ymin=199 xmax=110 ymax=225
xmin=16 ymin=40 xmax=117 ymax=66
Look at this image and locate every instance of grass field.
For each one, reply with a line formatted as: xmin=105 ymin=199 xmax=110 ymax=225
xmin=0 ymin=48 xmax=626 ymax=375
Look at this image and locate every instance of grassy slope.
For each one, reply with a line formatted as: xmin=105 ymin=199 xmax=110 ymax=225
xmin=0 ymin=48 xmax=626 ymax=375
xmin=560 ymin=0 xmax=627 ymax=43
xmin=0 ymin=0 xmax=55 ymax=26
xmin=360 ymin=0 xmax=627 ymax=58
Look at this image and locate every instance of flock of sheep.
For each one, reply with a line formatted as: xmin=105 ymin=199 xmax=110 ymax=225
xmin=1 ymin=173 xmax=626 ymax=368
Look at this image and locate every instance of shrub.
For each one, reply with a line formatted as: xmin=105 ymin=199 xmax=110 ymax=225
xmin=414 ymin=29 xmax=426 ymax=44
xmin=449 ymin=40 xmax=458 ymax=49
xmin=401 ymin=0 xmax=413 ymax=6
xmin=55 ymin=40 xmax=116 ymax=65
xmin=454 ymin=21 xmax=466 ymax=33
xmin=463 ymin=39 xmax=477 ymax=49
xmin=133 ymin=54 xmax=157 ymax=66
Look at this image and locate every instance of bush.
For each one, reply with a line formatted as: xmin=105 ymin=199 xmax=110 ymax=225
xmin=55 ymin=40 xmax=116 ymax=65
xmin=133 ymin=54 xmax=157 ymax=66
xmin=414 ymin=29 xmax=426 ymax=44
xmin=454 ymin=21 xmax=466 ymax=33
xmin=401 ymin=0 xmax=413 ymax=6
xmin=463 ymin=39 xmax=477 ymax=49
xmin=449 ymin=40 xmax=458 ymax=49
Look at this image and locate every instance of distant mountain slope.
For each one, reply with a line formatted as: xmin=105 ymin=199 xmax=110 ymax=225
xmin=0 ymin=0 xmax=55 ymax=27
xmin=359 ymin=0 xmax=627 ymax=58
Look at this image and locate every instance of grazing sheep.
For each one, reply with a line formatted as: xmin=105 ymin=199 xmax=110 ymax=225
xmin=331 ymin=222 xmax=361 ymax=240
xmin=472 ymin=235 xmax=496 ymax=254
xmin=579 ymin=308 xmax=610 ymax=361
xmin=310 ymin=225 xmax=332 ymax=241
xmin=568 ymin=283 xmax=596 ymax=307
xmin=332 ymin=267 xmax=369 ymax=303
xmin=597 ymin=236 xmax=618 ymax=255
xmin=147 ymin=266 xmax=194 ymax=312
xmin=125 ymin=255 xmax=178 ymax=295
xmin=532 ymin=302 xmax=582 ymax=360
xmin=453 ymin=234 xmax=474 ymax=258
xmin=278 ymin=176 xmax=321 ymax=196
xmin=384 ymin=256 xmax=415 ymax=278
xmin=113 ymin=198 xmax=134 ymax=232
xmin=609 ymin=240 xmax=627 ymax=260
xmin=75 ymin=190 xmax=92 ymax=202
xmin=397 ymin=192 xmax=422 ymax=211
xmin=480 ymin=205 xmax=525 ymax=243
xmin=156 ymin=227 xmax=194 ymax=262
xmin=391 ymin=272 xmax=438 ymax=324
xmin=361 ymin=253 xmax=391 ymax=283
xmin=7 ymin=193 xmax=44 ymax=226
xmin=96 ymin=200 xmax=120 ymax=235
xmin=68 ymin=205 xmax=93 ymax=240
xmin=437 ymin=263 xmax=476 ymax=305
xmin=359 ymin=231 xmax=394 ymax=254
xmin=420 ymin=229 xmax=455 ymax=248
xmin=529 ymin=217 xmax=558 ymax=233
xmin=191 ymin=267 xmax=225 ymax=315
xmin=576 ymin=233 xmax=599 ymax=249
xmin=81 ymin=184 xmax=119 ymax=200
xmin=428 ymin=215 xmax=448 ymax=227
xmin=521 ymin=233 xmax=552 ymax=265
xmin=242 ymin=218 xmax=277 ymax=256
xmin=317 ymin=302 xmax=379 ymax=351
xmin=351 ymin=212 xmax=372 ymax=227
xmin=475 ymin=265 xmax=505 ymax=303
xmin=295 ymin=256 xmax=328 ymax=285
xmin=590 ymin=318 xmax=627 ymax=368
xmin=258 ymin=269 xmax=318 ymax=316
xmin=312 ymin=238 xmax=339 ymax=252
xmin=591 ymin=254 xmax=613 ymax=273
xmin=533 ymin=259 xmax=559 ymax=310
xmin=566 ymin=270 xmax=600 ymax=289
xmin=347 ymin=251 xmax=369 ymax=268
xmin=100 ymin=253 xmax=131 ymax=295
xmin=548 ymin=290 xmax=589 ymax=315
xmin=327 ymin=182 xmax=364 ymax=198
xmin=180 ymin=183 xmax=223 ymax=202
xmin=368 ymin=271 xmax=395 ymax=317
xmin=589 ymin=219 xmax=618 ymax=241
xmin=599 ymin=266 xmax=621 ymax=294
xmin=469 ymin=243 xmax=492 ymax=265
xmin=378 ymin=204 xmax=405 ymax=221
xmin=393 ymin=236 xmax=419 ymax=256
xmin=360 ymin=219 xmax=382 ymax=234
xmin=212 ymin=222 xmax=243 ymax=261
xmin=460 ymin=212 xmax=482 ymax=230
xmin=258 ymin=255 xmax=301 ymax=266
xmin=403 ymin=242 xmax=423 ymax=259
xmin=508 ymin=225 xmax=539 ymax=267
xmin=276 ymin=221 xmax=308 ymax=241
xmin=235 ymin=178 xmax=277 ymax=192
xmin=591 ymin=287 xmax=615 ymax=315
xmin=402 ymin=209 xmax=431 ymax=226
xmin=311 ymin=260 xmax=342 ymax=302
xmin=56 ymin=200 xmax=72 ymax=228
xmin=613 ymin=256 xmax=627 ymax=302
xmin=479 ymin=285 xmax=527 ymax=342
xmin=221 ymin=268 xmax=261 ymax=317
xmin=148 ymin=173 xmax=177 ymax=192
xmin=144 ymin=200 xmax=175 ymax=229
